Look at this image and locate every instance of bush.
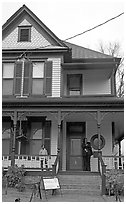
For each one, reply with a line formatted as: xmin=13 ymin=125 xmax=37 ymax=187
xmin=105 ymin=169 xmax=124 ymax=196
xmin=4 ymin=165 xmax=26 ymax=191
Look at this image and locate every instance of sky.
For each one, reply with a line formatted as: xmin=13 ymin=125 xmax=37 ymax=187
xmin=1 ymin=0 xmax=124 ymax=53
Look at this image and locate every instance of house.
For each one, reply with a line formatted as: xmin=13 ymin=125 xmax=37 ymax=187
xmin=2 ymin=5 xmax=124 ymax=173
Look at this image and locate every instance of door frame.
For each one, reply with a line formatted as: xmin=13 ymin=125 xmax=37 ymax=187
xmin=66 ymin=122 xmax=86 ymax=170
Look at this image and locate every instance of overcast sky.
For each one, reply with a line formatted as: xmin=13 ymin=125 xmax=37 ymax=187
xmin=2 ymin=0 xmax=124 ymax=53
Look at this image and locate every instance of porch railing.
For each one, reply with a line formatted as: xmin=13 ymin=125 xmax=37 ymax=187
xmin=98 ymin=155 xmax=124 ymax=195
xmin=2 ymin=154 xmax=58 ymax=170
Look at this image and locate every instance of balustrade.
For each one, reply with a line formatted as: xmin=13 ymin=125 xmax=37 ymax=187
xmin=2 ymin=155 xmax=57 ymax=170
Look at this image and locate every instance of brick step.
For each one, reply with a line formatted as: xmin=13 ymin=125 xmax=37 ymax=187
xmin=60 ymin=189 xmax=101 ymax=195
xmin=58 ymin=175 xmax=101 ymax=184
xmin=61 ymin=183 xmax=100 ymax=190
xmin=59 ymin=171 xmax=100 ymax=176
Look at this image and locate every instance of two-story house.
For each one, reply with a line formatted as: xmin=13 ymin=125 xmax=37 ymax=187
xmin=2 ymin=5 xmax=124 ymax=173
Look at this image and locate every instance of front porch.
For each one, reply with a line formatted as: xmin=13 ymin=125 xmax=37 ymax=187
xmin=2 ymin=97 xmax=124 ymax=172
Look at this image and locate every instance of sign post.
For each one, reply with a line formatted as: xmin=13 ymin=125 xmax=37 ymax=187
xmin=42 ymin=176 xmax=62 ymax=200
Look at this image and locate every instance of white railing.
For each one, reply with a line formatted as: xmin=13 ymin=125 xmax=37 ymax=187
xmin=2 ymin=155 xmax=57 ymax=169
xmin=102 ymin=156 xmax=124 ymax=170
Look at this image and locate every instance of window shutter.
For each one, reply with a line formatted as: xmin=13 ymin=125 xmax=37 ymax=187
xmin=14 ymin=61 xmax=22 ymax=95
xmin=44 ymin=61 xmax=52 ymax=96
xmin=23 ymin=60 xmax=32 ymax=95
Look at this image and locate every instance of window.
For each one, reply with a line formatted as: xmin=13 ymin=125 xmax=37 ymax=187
xmin=18 ymin=26 xmax=31 ymax=42
xmin=2 ymin=63 xmax=14 ymax=95
xmin=2 ymin=122 xmax=11 ymax=155
xmin=67 ymin=74 xmax=82 ymax=96
xmin=31 ymin=121 xmax=51 ymax=155
xmin=2 ymin=60 xmax=52 ymax=97
xmin=32 ymin=63 xmax=44 ymax=95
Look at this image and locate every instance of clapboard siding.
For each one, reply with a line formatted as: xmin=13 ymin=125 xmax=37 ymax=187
xmin=48 ymin=58 xmax=61 ymax=97
xmin=2 ymin=19 xmax=51 ymax=49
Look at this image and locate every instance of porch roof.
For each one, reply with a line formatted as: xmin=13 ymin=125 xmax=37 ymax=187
xmin=2 ymin=96 xmax=124 ymax=108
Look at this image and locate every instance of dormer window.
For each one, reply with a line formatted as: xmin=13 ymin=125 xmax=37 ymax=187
xmin=18 ymin=26 xmax=31 ymax=42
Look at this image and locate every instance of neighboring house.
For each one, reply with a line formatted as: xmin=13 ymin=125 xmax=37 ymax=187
xmin=2 ymin=5 xmax=124 ymax=172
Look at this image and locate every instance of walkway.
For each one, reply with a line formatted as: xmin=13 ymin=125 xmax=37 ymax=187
xmin=2 ymin=187 xmax=124 ymax=202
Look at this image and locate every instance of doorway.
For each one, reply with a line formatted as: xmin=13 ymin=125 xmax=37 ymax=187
xmin=66 ymin=122 xmax=86 ymax=170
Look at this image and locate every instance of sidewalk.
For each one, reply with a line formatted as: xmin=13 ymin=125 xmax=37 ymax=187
xmin=2 ymin=187 xmax=124 ymax=202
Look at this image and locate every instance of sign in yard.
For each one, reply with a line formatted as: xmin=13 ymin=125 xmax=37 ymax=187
xmin=43 ymin=177 xmax=60 ymax=190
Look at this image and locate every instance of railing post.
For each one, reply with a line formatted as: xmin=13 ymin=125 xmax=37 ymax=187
xmin=11 ymin=111 xmax=17 ymax=167
xmin=101 ymin=163 xmax=107 ymax=195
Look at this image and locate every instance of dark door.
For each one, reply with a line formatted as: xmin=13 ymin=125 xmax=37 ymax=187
xmin=66 ymin=122 xmax=86 ymax=170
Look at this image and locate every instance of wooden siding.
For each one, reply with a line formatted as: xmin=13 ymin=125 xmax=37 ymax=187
xmin=84 ymin=78 xmax=111 ymax=95
xmin=63 ymin=69 xmax=112 ymax=96
xmin=48 ymin=58 xmax=61 ymax=97
xmin=2 ymin=19 xmax=51 ymax=49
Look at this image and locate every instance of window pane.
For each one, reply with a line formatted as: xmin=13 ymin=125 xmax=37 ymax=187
xmin=3 ymin=80 xmax=13 ymax=95
xmin=69 ymin=90 xmax=81 ymax=96
xmin=20 ymin=29 xmax=29 ymax=41
xmin=69 ymin=75 xmax=81 ymax=88
xmin=32 ymin=79 xmax=44 ymax=95
xmin=31 ymin=122 xmax=43 ymax=139
xmin=33 ymin=63 xmax=44 ymax=78
xmin=3 ymin=63 xmax=14 ymax=78
xmin=2 ymin=122 xmax=11 ymax=139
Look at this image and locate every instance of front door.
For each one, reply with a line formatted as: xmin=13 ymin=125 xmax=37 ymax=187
xmin=66 ymin=122 xmax=85 ymax=170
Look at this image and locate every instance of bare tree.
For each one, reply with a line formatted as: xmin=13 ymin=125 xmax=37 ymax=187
xmin=98 ymin=41 xmax=124 ymax=97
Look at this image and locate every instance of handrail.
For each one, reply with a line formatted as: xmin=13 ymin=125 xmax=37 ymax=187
xmin=52 ymin=153 xmax=59 ymax=174
xmin=98 ymin=155 xmax=107 ymax=195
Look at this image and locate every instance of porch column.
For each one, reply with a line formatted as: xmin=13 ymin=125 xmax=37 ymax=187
xmin=97 ymin=110 xmax=101 ymax=172
xmin=57 ymin=110 xmax=61 ymax=153
xmin=97 ymin=110 xmax=101 ymax=152
xmin=11 ymin=111 xmax=17 ymax=167
xmin=57 ymin=110 xmax=61 ymax=170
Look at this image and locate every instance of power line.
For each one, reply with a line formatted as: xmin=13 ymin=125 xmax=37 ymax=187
xmin=64 ymin=12 xmax=124 ymax=41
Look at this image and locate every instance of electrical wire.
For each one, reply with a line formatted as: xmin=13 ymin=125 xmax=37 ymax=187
xmin=16 ymin=12 xmax=124 ymax=57
xmin=64 ymin=12 xmax=124 ymax=41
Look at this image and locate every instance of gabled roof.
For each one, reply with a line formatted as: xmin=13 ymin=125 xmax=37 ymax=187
xmin=64 ymin=41 xmax=113 ymax=59
xmin=2 ymin=4 xmax=67 ymax=48
xmin=2 ymin=4 xmax=120 ymax=62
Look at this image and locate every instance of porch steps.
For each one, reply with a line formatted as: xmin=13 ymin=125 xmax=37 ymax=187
xmin=58 ymin=172 xmax=102 ymax=195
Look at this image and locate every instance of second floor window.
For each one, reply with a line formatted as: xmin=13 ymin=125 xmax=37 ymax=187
xmin=2 ymin=59 xmax=52 ymax=97
xmin=67 ymin=74 xmax=82 ymax=96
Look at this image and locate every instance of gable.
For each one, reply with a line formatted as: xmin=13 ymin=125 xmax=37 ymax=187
xmin=2 ymin=18 xmax=52 ymax=49
xmin=2 ymin=5 xmax=67 ymax=50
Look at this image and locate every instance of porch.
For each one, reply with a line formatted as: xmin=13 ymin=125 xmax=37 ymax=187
xmin=2 ymin=97 xmax=124 ymax=172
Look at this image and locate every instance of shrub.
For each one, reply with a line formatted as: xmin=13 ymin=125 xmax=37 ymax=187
xmin=4 ymin=165 xmax=26 ymax=191
xmin=105 ymin=169 xmax=124 ymax=196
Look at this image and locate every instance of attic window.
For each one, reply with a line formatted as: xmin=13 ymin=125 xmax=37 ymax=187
xmin=18 ymin=26 xmax=31 ymax=42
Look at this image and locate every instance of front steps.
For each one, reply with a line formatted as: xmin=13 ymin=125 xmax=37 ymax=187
xmin=58 ymin=172 xmax=102 ymax=195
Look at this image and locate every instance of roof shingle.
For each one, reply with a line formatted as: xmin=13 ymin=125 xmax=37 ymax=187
xmin=64 ymin=41 xmax=113 ymax=59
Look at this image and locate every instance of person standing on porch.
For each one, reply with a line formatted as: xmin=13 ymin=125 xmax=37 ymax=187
xmin=86 ymin=142 xmax=93 ymax=171
xmin=82 ymin=138 xmax=88 ymax=171
xmin=39 ymin=145 xmax=48 ymax=168
xmin=82 ymin=140 xmax=93 ymax=171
